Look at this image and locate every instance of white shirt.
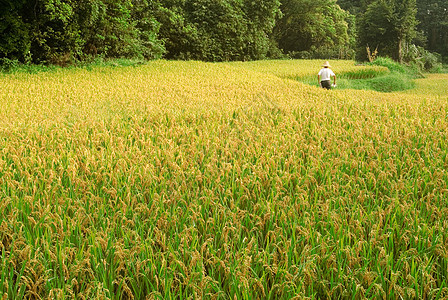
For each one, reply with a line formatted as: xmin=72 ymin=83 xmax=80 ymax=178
xmin=318 ymin=68 xmax=335 ymax=81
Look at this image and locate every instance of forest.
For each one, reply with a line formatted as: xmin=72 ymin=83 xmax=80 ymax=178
xmin=0 ymin=0 xmax=447 ymax=68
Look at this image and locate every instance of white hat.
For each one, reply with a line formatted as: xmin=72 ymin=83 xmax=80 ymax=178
xmin=322 ymin=61 xmax=331 ymax=67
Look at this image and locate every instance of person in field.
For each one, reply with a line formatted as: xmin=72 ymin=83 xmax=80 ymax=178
xmin=318 ymin=61 xmax=336 ymax=89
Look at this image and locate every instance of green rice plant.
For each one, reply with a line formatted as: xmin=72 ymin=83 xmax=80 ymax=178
xmin=0 ymin=247 xmax=27 ymax=299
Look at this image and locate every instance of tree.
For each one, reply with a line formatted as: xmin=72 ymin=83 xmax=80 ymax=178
xmin=0 ymin=0 xmax=30 ymax=61
xmin=154 ymin=0 xmax=204 ymax=60
xmin=0 ymin=0 xmax=166 ymax=64
xmin=416 ymin=0 xmax=448 ymax=60
xmin=357 ymin=0 xmax=418 ymax=62
xmin=74 ymin=0 xmax=163 ymax=60
xmin=242 ymin=0 xmax=281 ymax=59
xmin=131 ymin=0 xmax=165 ymax=59
xmin=336 ymin=0 xmax=371 ymax=14
xmin=184 ymin=0 xmax=249 ymax=61
xmin=273 ymin=0 xmax=351 ymax=58
xmin=394 ymin=0 xmax=419 ymax=62
xmin=156 ymin=0 xmax=280 ymax=61
xmin=21 ymin=0 xmax=81 ymax=64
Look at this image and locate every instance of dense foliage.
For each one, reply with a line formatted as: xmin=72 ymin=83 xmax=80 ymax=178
xmin=155 ymin=0 xmax=281 ymax=61
xmin=0 ymin=0 xmax=447 ymax=64
xmin=416 ymin=0 xmax=448 ymax=60
xmin=273 ymin=0 xmax=352 ymax=59
xmin=356 ymin=0 xmax=418 ymax=63
xmin=0 ymin=0 xmax=280 ymax=63
xmin=0 ymin=0 xmax=164 ymax=64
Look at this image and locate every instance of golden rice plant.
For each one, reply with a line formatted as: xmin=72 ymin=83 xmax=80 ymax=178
xmin=0 ymin=60 xmax=447 ymax=299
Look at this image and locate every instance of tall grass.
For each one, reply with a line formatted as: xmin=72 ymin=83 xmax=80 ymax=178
xmin=0 ymin=60 xmax=448 ymax=299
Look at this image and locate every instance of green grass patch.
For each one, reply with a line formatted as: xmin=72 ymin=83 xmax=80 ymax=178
xmin=357 ymin=73 xmax=416 ymax=92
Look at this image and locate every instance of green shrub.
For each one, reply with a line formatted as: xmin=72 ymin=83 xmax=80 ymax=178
xmin=403 ymin=45 xmax=443 ymax=72
xmin=363 ymin=73 xmax=415 ymax=92
xmin=340 ymin=68 xmax=389 ymax=80
xmin=369 ymin=57 xmax=407 ymax=74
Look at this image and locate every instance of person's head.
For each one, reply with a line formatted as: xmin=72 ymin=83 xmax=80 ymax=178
xmin=322 ymin=61 xmax=331 ymax=68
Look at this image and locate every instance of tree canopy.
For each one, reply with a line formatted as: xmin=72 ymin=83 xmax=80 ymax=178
xmin=416 ymin=0 xmax=448 ymax=58
xmin=273 ymin=0 xmax=351 ymax=59
xmin=0 ymin=0 xmax=446 ymax=64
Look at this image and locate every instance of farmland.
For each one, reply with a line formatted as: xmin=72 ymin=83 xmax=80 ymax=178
xmin=0 ymin=60 xmax=448 ymax=299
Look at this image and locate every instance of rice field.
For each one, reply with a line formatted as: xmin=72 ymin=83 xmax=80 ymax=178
xmin=0 ymin=60 xmax=448 ymax=299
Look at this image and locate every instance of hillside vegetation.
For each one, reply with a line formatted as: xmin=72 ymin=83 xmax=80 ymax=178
xmin=0 ymin=60 xmax=447 ymax=299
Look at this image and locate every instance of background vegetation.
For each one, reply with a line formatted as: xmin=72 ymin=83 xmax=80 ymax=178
xmin=1 ymin=0 xmax=447 ymax=67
